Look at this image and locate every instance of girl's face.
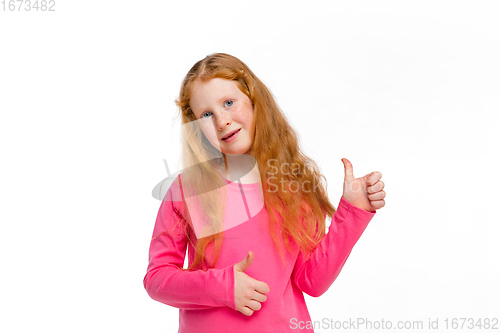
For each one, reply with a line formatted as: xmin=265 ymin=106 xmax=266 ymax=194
xmin=189 ymin=78 xmax=255 ymax=156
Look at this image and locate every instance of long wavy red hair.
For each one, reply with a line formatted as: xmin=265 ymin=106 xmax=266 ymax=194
xmin=172 ymin=53 xmax=336 ymax=271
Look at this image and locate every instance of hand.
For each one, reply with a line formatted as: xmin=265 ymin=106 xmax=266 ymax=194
xmin=233 ymin=251 xmax=270 ymax=316
xmin=341 ymin=158 xmax=386 ymax=212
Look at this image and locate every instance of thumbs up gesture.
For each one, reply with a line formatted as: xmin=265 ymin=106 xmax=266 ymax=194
xmin=341 ymin=158 xmax=386 ymax=213
xmin=233 ymin=251 xmax=270 ymax=316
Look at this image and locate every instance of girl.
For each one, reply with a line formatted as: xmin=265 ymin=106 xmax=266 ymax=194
xmin=143 ymin=53 xmax=386 ymax=332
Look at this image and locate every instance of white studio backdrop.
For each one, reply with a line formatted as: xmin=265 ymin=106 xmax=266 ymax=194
xmin=0 ymin=1 xmax=498 ymax=332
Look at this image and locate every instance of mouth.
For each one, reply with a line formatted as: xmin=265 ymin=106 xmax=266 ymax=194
xmin=222 ymin=128 xmax=241 ymax=141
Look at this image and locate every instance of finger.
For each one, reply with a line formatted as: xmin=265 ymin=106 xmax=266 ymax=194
xmin=341 ymin=158 xmax=355 ymax=182
xmin=246 ymin=299 xmax=262 ymax=311
xmin=364 ymin=171 xmax=382 ymax=186
xmin=367 ymin=180 xmax=384 ymax=194
xmin=370 ymin=200 xmax=385 ymax=209
xmin=368 ymin=191 xmax=386 ymax=201
xmin=254 ymin=281 xmax=270 ymax=294
xmin=240 ymin=306 xmax=254 ymax=316
xmin=252 ymin=291 xmax=267 ymax=303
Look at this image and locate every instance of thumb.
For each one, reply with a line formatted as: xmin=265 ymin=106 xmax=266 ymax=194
xmin=341 ymin=158 xmax=355 ymax=182
xmin=235 ymin=251 xmax=254 ymax=272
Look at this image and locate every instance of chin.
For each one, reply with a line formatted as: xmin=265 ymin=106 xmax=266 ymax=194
xmin=223 ymin=146 xmax=251 ymax=156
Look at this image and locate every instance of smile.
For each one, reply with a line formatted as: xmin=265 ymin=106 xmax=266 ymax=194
xmin=222 ymin=128 xmax=241 ymax=142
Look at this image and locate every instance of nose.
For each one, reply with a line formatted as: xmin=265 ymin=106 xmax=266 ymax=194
xmin=214 ymin=110 xmax=231 ymax=131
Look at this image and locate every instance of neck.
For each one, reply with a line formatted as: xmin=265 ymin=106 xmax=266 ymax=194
xmin=220 ymin=154 xmax=260 ymax=184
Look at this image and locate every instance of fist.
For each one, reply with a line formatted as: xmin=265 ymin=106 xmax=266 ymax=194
xmin=341 ymin=158 xmax=386 ymax=212
xmin=233 ymin=251 xmax=270 ymax=316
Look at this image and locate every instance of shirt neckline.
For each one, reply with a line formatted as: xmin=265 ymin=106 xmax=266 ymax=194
xmin=212 ymin=163 xmax=261 ymax=188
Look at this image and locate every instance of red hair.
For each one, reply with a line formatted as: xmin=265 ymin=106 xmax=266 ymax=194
xmin=173 ymin=53 xmax=336 ymax=270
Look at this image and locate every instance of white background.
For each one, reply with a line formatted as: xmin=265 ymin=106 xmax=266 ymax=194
xmin=1 ymin=1 xmax=499 ymax=332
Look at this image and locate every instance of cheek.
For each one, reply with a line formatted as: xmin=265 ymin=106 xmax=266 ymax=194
xmin=232 ymin=104 xmax=254 ymax=126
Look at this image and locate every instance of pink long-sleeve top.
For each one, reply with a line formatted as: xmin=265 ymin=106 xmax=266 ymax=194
xmin=143 ymin=172 xmax=376 ymax=332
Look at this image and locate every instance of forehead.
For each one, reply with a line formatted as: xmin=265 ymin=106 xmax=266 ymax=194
xmin=189 ymin=78 xmax=241 ymax=110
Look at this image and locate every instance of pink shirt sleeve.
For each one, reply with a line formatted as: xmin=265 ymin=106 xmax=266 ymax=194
xmin=143 ymin=181 xmax=236 ymax=310
xmin=291 ymin=196 xmax=376 ymax=297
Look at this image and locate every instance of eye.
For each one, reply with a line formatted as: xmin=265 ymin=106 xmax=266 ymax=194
xmin=201 ymin=112 xmax=213 ymax=119
xmin=224 ymin=100 xmax=234 ymax=107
